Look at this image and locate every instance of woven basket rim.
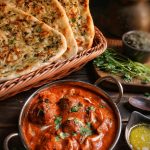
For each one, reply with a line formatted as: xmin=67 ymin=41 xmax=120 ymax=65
xmin=0 ymin=26 xmax=107 ymax=91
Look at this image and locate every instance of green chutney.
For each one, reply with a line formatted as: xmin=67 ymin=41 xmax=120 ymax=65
xmin=129 ymin=124 xmax=150 ymax=150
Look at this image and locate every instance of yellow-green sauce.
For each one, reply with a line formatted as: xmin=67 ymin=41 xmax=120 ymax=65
xmin=129 ymin=124 xmax=150 ymax=150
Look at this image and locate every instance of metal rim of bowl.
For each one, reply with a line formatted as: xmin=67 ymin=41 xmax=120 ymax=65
xmin=18 ymin=80 xmax=122 ymax=150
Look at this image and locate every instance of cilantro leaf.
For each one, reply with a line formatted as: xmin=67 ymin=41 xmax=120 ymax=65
xmin=80 ymin=122 xmax=93 ymax=136
xmin=70 ymin=103 xmax=82 ymax=112
xmin=59 ymin=132 xmax=69 ymax=139
xmin=99 ymin=104 xmax=105 ymax=108
xmin=55 ymin=136 xmax=60 ymax=142
xmin=93 ymin=49 xmax=150 ymax=83
xmin=54 ymin=116 xmax=62 ymax=130
xmin=80 ymin=127 xmax=93 ymax=136
xmin=87 ymin=106 xmax=95 ymax=111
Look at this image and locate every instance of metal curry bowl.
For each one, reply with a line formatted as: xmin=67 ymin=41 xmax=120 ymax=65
xmin=4 ymin=76 xmax=123 ymax=150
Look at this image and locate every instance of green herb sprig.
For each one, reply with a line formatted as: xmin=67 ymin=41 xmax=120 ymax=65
xmin=70 ymin=103 xmax=82 ymax=112
xmin=93 ymin=49 xmax=150 ymax=83
xmin=144 ymin=92 xmax=150 ymax=98
xmin=80 ymin=122 xmax=93 ymax=136
xmin=55 ymin=132 xmax=69 ymax=142
xmin=86 ymin=106 xmax=95 ymax=112
xmin=54 ymin=116 xmax=62 ymax=130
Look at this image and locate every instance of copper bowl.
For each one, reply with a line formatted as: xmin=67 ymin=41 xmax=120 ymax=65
xmin=3 ymin=76 xmax=123 ymax=150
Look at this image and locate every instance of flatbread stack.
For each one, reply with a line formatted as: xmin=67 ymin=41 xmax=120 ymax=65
xmin=0 ymin=0 xmax=95 ymax=81
xmin=58 ymin=0 xmax=95 ymax=51
xmin=7 ymin=0 xmax=78 ymax=59
xmin=0 ymin=2 xmax=67 ymax=81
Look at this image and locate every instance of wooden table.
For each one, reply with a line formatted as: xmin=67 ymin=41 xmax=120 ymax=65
xmin=0 ymin=62 xmax=149 ymax=150
xmin=1 ymin=2 xmax=150 ymax=149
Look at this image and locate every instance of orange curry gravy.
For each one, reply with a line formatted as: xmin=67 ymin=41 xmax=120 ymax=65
xmin=22 ymin=85 xmax=117 ymax=150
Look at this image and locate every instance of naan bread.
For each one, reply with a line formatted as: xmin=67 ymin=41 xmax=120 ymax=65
xmin=0 ymin=2 xmax=67 ymax=81
xmin=7 ymin=0 xmax=78 ymax=59
xmin=58 ymin=0 xmax=95 ymax=51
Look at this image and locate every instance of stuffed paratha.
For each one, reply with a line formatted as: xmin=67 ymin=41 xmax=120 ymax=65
xmin=58 ymin=0 xmax=95 ymax=51
xmin=0 ymin=2 xmax=67 ymax=81
xmin=7 ymin=0 xmax=78 ymax=59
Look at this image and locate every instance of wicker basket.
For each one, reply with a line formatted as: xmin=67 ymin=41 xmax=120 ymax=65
xmin=0 ymin=27 xmax=107 ymax=100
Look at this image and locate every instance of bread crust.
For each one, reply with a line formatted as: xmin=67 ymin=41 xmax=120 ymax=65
xmin=7 ymin=0 xmax=78 ymax=59
xmin=58 ymin=0 xmax=95 ymax=51
xmin=0 ymin=2 xmax=67 ymax=81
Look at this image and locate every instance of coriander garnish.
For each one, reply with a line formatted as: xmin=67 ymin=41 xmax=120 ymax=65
xmin=70 ymin=103 xmax=82 ymax=112
xmin=100 ymin=104 xmax=105 ymax=108
xmin=144 ymin=92 xmax=150 ymax=98
xmin=72 ymin=132 xmax=77 ymax=136
xmin=54 ymin=116 xmax=62 ymax=130
xmin=71 ymin=18 xmax=76 ymax=23
xmin=55 ymin=136 xmax=60 ymax=142
xmin=86 ymin=122 xmax=91 ymax=128
xmin=59 ymin=132 xmax=69 ymax=139
xmin=80 ymin=127 xmax=93 ymax=136
xmin=93 ymin=49 xmax=150 ymax=83
xmin=79 ymin=122 xmax=93 ymax=137
xmin=86 ymin=106 xmax=95 ymax=111
xmin=73 ymin=118 xmax=84 ymax=127
xmin=55 ymin=132 xmax=69 ymax=141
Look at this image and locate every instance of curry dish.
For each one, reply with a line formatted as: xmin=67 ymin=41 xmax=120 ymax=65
xmin=22 ymin=84 xmax=117 ymax=150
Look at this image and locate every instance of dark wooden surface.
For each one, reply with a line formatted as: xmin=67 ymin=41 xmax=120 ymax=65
xmin=0 ymin=62 xmax=150 ymax=150
xmin=94 ymin=64 xmax=150 ymax=93
xmin=1 ymin=2 xmax=150 ymax=150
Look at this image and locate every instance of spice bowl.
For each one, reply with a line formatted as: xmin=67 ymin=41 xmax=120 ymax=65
xmin=122 ymin=30 xmax=150 ymax=63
